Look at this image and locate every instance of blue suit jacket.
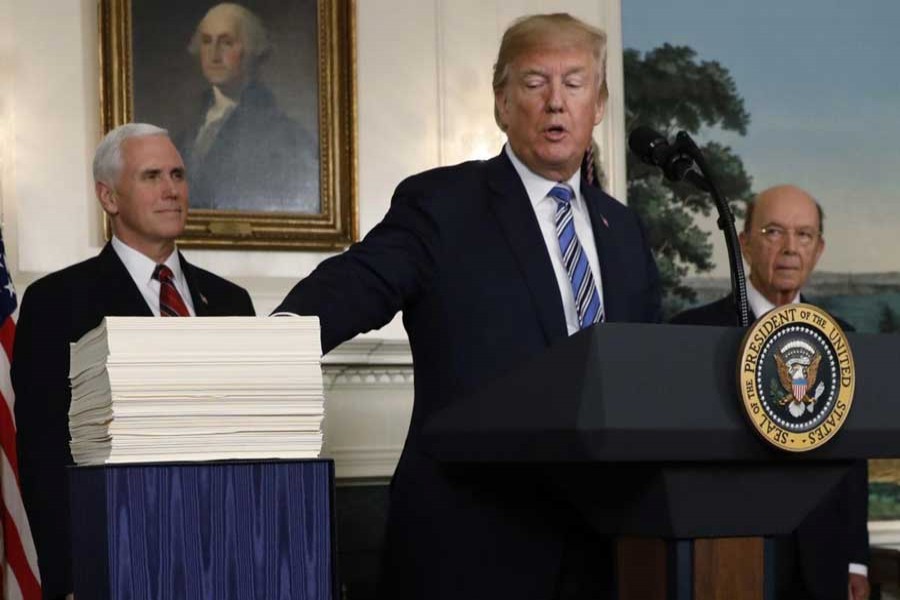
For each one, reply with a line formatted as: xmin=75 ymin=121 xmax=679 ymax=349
xmin=277 ymin=152 xmax=661 ymax=599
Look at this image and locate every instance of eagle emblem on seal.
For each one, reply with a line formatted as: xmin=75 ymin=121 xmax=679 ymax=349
xmin=774 ymin=340 xmax=825 ymax=418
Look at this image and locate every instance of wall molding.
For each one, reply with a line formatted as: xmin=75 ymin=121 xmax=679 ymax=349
xmin=599 ymin=0 xmax=627 ymax=201
xmin=322 ymin=339 xmax=414 ymax=479
xmin=326 ymin=446 xmax=406 ymax=480
xmin=870 ymin=520 xmax=900 ymax=550
xmin=323 ymin=338 xmax=413 ymax=366
xmin=324 ymin=367 xmax=414 ymax=387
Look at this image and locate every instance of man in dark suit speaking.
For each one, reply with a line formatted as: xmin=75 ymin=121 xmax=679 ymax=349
xmin=672 ymin=184 xmax=869 ymax=600
xmin=12 ymin=123 xmax=255 ymax=599
xmin=275 ymin=13 xmax=661 ymax=599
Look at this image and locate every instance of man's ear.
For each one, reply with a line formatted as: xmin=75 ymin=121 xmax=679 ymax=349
xmin=494 ymin=88 xmax=509 ymax=132
xmin=96 ymin=181 xmax=118 ymax=216
xmin=739 ymin=230 xmax=751 ymax=262
xmin=594 ymin=90 xmax=606 ymax=126
xmin=812 ymin=236 xmax=825 ymax=267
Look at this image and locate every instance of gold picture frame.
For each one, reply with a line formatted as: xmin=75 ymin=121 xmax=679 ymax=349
xmin=99 ymin=0 xmax=358 ymax=250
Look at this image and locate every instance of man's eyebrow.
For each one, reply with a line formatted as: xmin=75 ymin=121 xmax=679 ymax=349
xmin=519 ymin=65 xmax=589 ymax=78
xmin=139 ymin=168 xmax=162 ymax=178
xmin=519 ymin=67 xmax=548 ymax=77
xmin=200 ymin=31 xmax=234 ymax=40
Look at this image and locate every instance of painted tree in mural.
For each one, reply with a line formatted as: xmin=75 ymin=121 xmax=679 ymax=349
xmin=624 ymin=44 xmax=754 ymax=315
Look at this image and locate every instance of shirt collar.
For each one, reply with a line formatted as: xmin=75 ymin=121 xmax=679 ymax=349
xmin=205 ymin=86 xmax=238 ymax=125
xmin=504 ymin=144 xmax=582 ymax=207
xmin=111 ymin=236 xmax=183 ymax=285
xmin=211 ymin=85 xmax=238 ymax=110
xmin=746 ymin=279 xmax=801 ymax=318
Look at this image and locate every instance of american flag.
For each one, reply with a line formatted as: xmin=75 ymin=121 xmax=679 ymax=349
xmin=0 ymin=235 xmax=41 ymax=599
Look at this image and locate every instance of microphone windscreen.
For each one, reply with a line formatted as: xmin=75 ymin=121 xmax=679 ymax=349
xmin=628 ymin=126 xmax=669 ymax=166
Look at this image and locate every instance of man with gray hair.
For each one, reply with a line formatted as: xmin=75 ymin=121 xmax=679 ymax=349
xmin=12 ymin=123 xmax=255 ymax=599
xmin=179 ymin=2 xmax=317 ymax=212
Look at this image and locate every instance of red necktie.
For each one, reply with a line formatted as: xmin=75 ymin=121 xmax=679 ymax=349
xmin=153 ymin=264 xmax=190 ymax=317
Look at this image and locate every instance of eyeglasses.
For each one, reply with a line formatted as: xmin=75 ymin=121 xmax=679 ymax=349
xmin=758 ymin=225 xmax=820 ymax=247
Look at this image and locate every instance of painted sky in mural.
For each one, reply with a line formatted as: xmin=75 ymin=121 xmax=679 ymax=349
xmin=623 ymin=0 xmax=900 ymax=276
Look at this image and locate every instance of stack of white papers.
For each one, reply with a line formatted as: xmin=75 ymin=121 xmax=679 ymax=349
xmin=68 ymin=316 xmax=323 ymax=465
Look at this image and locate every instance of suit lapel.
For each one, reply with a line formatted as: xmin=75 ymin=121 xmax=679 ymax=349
xmin=485 ymin=153 xmax=567 ymax=345
xmin=180 ymin=253 xmax=210 ymax=316
xmin=96 ymin=243 xmax=153 ymax=316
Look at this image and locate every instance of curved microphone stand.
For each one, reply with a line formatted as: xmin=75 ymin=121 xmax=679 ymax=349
xmin=671 ymin=132 xmax=750 ymax=327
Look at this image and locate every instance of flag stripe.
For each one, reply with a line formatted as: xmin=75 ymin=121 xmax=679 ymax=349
xmin=0 ymin=452 xmax=36 ymax=577
xmin=0 ymin=320 xmax=13 ymax=364
xmin=0 ymin=397 xmax=18 ymax=484
xmin=1 ymin=454 xmax=40 ymax=597
xmin=4 ymin=572 xmax=23 ymax=600
xmin=0 ymin=507 xmax=39 ymax=598
xmin=0 ymin=236 xmax=43 ymax=599
xmin=0 ymin=352 xmax=13 ymax=420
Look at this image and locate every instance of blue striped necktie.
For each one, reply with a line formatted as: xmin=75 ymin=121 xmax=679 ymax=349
xmin=549 ymin=183 xmax=604 ymax=329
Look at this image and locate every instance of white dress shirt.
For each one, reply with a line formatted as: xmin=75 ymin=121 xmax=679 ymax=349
xmin=505 ymin=145 xmax=604 ymax=335
xmin=202 ymin=86 xmax=237 ymax=127
xmin=111 ymin=236 xmax=196 ymax=317
xmin=746 ymin=281 xmax=799 ymax=319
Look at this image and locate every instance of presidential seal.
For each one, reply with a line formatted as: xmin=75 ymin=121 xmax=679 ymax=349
xmin=737 ymin=303 xmax=855 ymax=452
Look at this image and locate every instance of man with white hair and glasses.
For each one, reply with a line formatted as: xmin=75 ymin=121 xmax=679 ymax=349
xmin=673 ymin=184 xmax=869 ymax=600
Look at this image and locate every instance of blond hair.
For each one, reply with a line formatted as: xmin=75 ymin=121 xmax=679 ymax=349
xmin=493 ymin=13 xmax=608 ymax=129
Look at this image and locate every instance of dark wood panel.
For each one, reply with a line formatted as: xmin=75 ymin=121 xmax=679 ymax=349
xmin=694 ymin=537 xmax=763 ymax=600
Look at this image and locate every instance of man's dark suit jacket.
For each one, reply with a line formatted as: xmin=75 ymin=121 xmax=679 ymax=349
xmin=276 ymin=152 xmax=662 ymax=599
xmin=11 ymin=243 xmax=255 ymax=600
xmin=672 ymin=293 xmax=869 ymax=600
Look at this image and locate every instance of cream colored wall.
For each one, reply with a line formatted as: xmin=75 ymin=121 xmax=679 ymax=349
xmin=0 ymin=0 xmax=624 ymax=331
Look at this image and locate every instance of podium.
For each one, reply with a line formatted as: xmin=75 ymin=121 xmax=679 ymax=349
xmin=69 ymin=459 xmax=337 ymax=600
xmin=422 ymin=323 xmax=900 ymax=599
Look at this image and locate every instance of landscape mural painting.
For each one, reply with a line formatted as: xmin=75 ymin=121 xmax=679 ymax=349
xmin=622 ymin=0 xmax=900 ymax=520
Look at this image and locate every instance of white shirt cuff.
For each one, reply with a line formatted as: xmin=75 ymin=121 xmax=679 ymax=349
xmin=849 ymin=562 xmax=868 ymax=576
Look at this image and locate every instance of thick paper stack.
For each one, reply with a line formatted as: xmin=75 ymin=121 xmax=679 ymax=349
xmin=68 ymin=316 xmax=323 ymax=465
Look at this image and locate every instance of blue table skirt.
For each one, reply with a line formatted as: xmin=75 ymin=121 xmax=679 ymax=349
xmin=70 ymin=460 xmax=336 ymax=600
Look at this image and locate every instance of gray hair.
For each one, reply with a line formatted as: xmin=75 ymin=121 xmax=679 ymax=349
xmin=187 ymin=3 xmax=272 ymax=69
xmin=93 ymin=123 xmax=169 ymax=185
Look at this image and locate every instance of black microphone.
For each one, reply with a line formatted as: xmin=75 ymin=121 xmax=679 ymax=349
xmin=628 ymin=126 xmax=707 ymax=189
xmin=629 ymin=125 xmax=746 ymax=322
xmin=628 ymin=125 xmax=674 ymax=168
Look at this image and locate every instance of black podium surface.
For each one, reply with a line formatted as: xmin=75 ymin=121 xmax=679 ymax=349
xmin=421 ymin=324 xmax=898 ymax=538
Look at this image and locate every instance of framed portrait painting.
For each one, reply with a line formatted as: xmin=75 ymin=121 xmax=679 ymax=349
xmin=99 ymin=0 xmax=357 ymax=250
